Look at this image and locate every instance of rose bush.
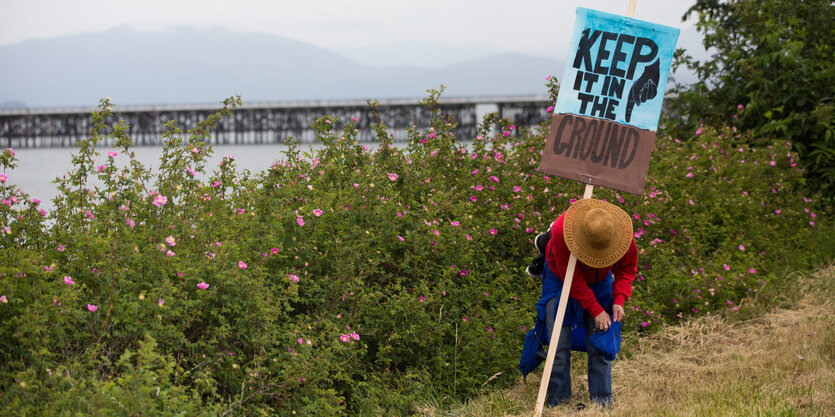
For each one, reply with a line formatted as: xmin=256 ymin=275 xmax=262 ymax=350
xmin=0 ymin=88 xmax=831 ymax=415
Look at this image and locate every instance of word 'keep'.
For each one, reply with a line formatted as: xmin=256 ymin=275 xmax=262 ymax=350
xmin=572 ymin=29 xmax=658 ymax=80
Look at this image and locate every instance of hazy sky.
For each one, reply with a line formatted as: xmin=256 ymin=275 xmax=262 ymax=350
xmin=0 ymin=0 xmax=700 ymax=57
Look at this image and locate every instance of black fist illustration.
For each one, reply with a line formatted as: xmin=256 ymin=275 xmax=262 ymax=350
xmin=625 ymin=59 xmax=660 ymax=123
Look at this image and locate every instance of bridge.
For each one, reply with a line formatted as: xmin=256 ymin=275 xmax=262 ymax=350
xmin=0 ymin=96 xmax=552 ymax=148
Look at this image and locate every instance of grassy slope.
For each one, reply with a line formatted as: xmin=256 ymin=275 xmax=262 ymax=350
xmin=420 ymin=264 xmax=835 ymax=417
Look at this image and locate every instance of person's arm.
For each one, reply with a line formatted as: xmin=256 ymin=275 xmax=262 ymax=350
xmin=611 ymin=239 xmax=638 ymax=308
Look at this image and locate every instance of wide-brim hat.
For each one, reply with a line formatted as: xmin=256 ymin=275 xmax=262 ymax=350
xmin=563 ymin=199 xmax=633 ymax=268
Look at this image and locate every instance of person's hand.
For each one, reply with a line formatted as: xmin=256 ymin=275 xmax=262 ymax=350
xmin=594 ymin=311 xmax=611 ymax=331
xmin=612 ymin=304 xmax=625 ymax=322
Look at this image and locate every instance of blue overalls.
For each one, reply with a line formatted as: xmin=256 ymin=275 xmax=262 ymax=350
xmin=519 ymin=262 xmax=621 ymax=405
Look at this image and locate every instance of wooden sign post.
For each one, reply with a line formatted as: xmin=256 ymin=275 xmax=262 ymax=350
xmin=531 ymin=1 xmax=682 ymax=415
xmin=532 ymin=183 xmax=594 ymax=417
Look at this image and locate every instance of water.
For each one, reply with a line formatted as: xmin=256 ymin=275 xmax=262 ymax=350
xmin=5 ymin=144 xmax=327 ymax=209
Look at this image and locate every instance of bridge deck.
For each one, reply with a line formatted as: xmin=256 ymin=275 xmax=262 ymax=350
xmin=0 ymin=96 xmax=552 ymax=148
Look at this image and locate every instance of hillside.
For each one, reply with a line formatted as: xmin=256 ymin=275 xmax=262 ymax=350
xmin=429 ymin=265 xmax=835 ymax=416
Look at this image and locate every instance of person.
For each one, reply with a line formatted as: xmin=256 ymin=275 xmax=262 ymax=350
xmin=520 ymin=198 xmax=637 ymax=407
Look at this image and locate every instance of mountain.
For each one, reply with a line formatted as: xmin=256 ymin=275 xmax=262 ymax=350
xmin=0 ymin=26 xmax=562 ymax=109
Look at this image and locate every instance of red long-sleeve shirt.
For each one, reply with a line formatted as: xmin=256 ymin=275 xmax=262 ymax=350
xmin=545 ymin=213 xmax=638 ymax=318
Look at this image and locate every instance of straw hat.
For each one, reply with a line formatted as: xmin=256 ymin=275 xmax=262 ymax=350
xmin=563 ymin=199 xmax=633 ymax=268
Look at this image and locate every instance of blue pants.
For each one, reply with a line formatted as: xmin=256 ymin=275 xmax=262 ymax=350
xmin=544 ymin=296 xmax=612 ymax=406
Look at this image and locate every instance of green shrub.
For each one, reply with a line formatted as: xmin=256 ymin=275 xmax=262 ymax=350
xmin=667 ymin=0 xmax=835 ymax=198
xmin=0 ymin=89 xmax=831 ymax=415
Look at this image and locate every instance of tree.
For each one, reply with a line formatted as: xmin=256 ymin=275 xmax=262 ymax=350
xmin=666 ymin=0 xmax=835 ymax=198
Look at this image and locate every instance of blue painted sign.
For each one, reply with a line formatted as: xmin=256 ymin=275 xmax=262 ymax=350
xmin=539 ymin=8 xmax=680 ymax=194
xmin=554 ymin=8 xmax=680 ymax=131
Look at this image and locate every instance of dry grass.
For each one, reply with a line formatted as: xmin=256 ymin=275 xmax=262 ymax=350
xmin=420 ymin=265 xmax=835 ymax=417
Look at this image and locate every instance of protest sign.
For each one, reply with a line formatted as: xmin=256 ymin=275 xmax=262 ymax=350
xmin=537 ymin=7 xmax=679 ymax=195
xmin=533 ymin=5 xmax=679 ymax=416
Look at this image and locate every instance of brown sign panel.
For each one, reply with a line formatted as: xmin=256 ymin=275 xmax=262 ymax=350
xmin=537 ymin=113 xmax=655 ymax=195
